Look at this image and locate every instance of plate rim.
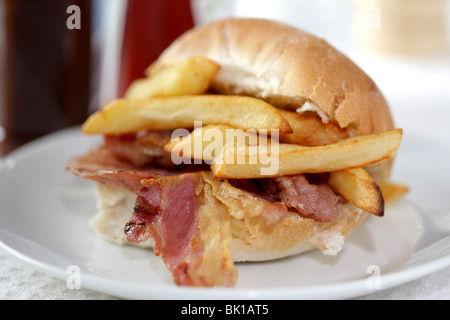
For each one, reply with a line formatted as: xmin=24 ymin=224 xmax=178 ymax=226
xmin=1 ymin=128 xmax=450 ymax=300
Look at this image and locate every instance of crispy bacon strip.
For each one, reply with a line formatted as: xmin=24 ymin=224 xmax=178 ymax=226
xmin=124 ymin=173 xmax=237 ymax=287
xmin=276 ymin=174 xmax=340 ymax=222
xmin=66 ymin=146 xmax=209 ymax=192
xmin=104 ymin=130 xmax=174 ymax=168
xmin=203 ymin=173 xmax=287 ymax=226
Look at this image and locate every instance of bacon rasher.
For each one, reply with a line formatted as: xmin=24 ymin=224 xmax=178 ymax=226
xmin=125 ymin=173 xmax=238 ymax=287
xmin=276 ymin=175 xmax=340 ymax=222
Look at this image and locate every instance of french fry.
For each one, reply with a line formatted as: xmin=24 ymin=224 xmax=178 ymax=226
xmin=124 ymin=56 xmax=220 ymax=99
xmin=328 ymin=168 xmax=384 ymax=216
xmin=277 ymin=109 xmax=349 ymax=146
xmin=165 ymin=125 xmax=231 ymax=162
xmin=82 ymin=95 xmax=292 ymax=134
xmin=164 ymin=125 xmax=258 ymax=163
xmin=210 ymin=129 xmax=403 ymax=178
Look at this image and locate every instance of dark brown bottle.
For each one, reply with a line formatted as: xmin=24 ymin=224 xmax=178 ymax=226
xmin=0 ymin=0 xmax=92 ymax=155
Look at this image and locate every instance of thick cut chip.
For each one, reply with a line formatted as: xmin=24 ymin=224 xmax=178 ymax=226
xmin=328 ymin=168 xmax=384 ymax=216
xmin=124 ymin=56 xmax=220 ymax=99
xmin=277 ymin=109 xmax=349 ymax=146
xmin=82 ymin=95 xmax=292 ymax=134
xmin=210 ymin=129 xmax=403 ymax=178
xmin=164 ymin=124 xmax=259 ymax=163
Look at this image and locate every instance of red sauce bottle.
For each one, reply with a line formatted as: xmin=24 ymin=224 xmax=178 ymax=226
xmin=118 ymin=0 xmax=194 ymax=98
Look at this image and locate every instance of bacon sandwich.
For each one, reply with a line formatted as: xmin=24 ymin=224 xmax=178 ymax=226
xmin=67 ymin=18 xmax=405 ymax=287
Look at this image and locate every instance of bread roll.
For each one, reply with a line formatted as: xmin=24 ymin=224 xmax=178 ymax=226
xmin=91 ymin=18 xmax=394 ymax=261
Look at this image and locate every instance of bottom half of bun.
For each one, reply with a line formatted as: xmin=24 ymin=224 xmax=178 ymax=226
xmin=90 ymin=183 xmax=369 ymax=262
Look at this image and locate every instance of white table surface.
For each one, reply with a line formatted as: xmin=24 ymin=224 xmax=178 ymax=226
xmin=1 ymin=53 xmax=449 ymax=300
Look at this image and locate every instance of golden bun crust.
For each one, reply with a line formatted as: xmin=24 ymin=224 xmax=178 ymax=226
xmin=228 ymin=203 xmax=368 ymax=261
xmin=151 ymin=18 xmax=394 ymax=136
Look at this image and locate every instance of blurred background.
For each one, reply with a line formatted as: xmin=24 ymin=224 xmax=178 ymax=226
xmin=1 ymin=1 xmax=449 ymax=213
xmin=1 ymin=0 xmax=449 ymax=154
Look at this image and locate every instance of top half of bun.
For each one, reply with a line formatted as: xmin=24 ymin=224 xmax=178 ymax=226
xmin=150 ymin=18 xmax=394 ymax=137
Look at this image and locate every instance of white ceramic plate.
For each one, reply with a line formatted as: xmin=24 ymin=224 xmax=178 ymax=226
xmin=0 ymin=127 xmax=449 ymax=300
